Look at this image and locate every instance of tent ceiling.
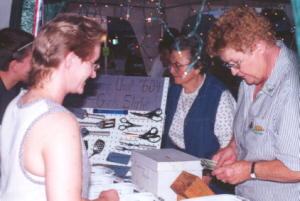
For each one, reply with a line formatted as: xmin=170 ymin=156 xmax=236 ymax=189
xmin=66 ymin=0 xmax=291 ymax=8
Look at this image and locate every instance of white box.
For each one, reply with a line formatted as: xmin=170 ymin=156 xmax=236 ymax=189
xmin=131 ymin=148 xmax=203 ymax=201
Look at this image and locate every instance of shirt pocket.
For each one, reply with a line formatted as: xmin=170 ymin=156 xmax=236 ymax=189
xmin=243 ymin=117 xmax=276 ymax=161
xmin=248 ymin=117 xmax=266 ymax=136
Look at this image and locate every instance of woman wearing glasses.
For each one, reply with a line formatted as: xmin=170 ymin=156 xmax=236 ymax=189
xmin=207 ymin=7 xmax=300 ymax=201
xmin=162 ymin=35 xmax=236 ymax=194
xmin=0 ymin=14 xmax=119 ymax=201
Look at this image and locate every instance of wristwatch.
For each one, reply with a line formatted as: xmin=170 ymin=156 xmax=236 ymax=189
xmin=250 ymin=162 xmax=257 ymax=179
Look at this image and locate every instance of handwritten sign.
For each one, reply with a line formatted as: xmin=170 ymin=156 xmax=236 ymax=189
xmin=63 ymin=75 xmax=166 ymax=111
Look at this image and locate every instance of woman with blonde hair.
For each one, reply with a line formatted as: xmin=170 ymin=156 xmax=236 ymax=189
xmin=0 ymin=14 xmax=119 ymax=201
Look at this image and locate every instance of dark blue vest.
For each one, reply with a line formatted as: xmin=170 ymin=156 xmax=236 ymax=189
xmin=162 ymin=73 xmax=234 ymax=194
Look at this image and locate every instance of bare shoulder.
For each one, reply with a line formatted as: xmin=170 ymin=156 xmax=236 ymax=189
xmin=23 ymin=111 xmax=81 ymax=177
xmin=30 ymin=112 xmax=80 ymax=144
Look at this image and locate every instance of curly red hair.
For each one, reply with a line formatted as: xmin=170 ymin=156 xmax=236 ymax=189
xmin=207 ymin=7 xmax=276 ymax=57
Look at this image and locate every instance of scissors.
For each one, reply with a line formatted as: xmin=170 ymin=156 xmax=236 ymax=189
xmin=118 ymin=117 xmax=143 ymax=131
xmin=123 ymin=127 xmax=161 ymax=143
xmin=130 ymin=108 xmax=163 ymax=122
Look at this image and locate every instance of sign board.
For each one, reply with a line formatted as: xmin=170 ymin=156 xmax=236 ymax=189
xmin=63 ymin=75 xmax=169 ymax=178
xmin=102 ymin=47 xmax=110 ymax=56
xmin=64 ymin=75 xmax=165 ymax=111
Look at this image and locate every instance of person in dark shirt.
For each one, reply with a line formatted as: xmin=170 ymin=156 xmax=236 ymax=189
xmin=125 ymin=42 xmax=147 ymax=76
xmin=0 ymin=28 xmax=34 ymax=125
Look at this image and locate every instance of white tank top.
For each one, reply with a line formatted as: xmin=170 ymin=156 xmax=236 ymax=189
xmin=0 ymin=90 xmax=91 ymax=200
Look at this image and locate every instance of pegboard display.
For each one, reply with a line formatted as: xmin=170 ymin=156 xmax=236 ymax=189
xmin=63 ymin=75 xmax=169 ymax=177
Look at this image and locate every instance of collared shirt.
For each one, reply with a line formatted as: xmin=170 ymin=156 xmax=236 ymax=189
xmin=234 ymin=41 xmax=300 ymax=201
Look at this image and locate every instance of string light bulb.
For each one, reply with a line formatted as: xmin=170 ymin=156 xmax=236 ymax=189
xmin=182 ymin=72 xmax=188 ymax=79
xmin=146 ymin=17 xmax=158 ymax=22
xmin=126 ymin=0 xmax=131 ymax=20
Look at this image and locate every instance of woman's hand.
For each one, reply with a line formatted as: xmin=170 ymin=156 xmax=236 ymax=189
xmin=211 ymin=160 xmax=252 ymax=185
xmin=212 ymin=146 xmax=236 ymax=169
xmin=97 ymin=189 xmax=119 ymax=201
xmin=212 ymin=137 xmax=237 ymax=168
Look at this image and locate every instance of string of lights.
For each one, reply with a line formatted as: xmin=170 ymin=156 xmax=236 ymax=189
xmin=183 ymin=0 xmax=206 ymax=77
xmin=74 ymin=0 xmax=295 ymax=67
xmin=126 ymin=0 xmax=130 ymax=20
xmin=139 ymin=0 xmax=153 ymax=61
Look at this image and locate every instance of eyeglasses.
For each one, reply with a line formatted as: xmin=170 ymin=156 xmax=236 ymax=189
xmin=222 ymin=53 xmax=246 ymax=70
xmin=87 ymin=61 xmax=100 ymax=71
xmin=169 ymin=62 xmax=190 ymax=71
xmin=93 ymin=63 xmax=100 ymax=71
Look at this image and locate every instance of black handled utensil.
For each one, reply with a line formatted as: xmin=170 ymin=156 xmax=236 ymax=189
xmin=89 ymin=139 xmax=105 ymax=158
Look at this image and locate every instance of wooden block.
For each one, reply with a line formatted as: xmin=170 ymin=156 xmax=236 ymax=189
xmin=177 ymin=194 xmax=188 ymax=201
xmin=171 ymin=171 xmax=215 ymax=199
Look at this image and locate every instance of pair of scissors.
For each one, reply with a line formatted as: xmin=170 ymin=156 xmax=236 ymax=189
xmin=123 ymin=127 xmax=161 ymax=143
xmin=118 ymin=117 xmax=143 ymax=131
xmin=130 ymin=108 xmax=163 ymax=122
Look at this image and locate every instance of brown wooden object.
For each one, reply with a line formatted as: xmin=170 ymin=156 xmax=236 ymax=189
xmin=171 ymin=171 xmax=215 ymax=200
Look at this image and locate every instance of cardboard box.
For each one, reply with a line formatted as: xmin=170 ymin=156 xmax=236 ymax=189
xmin=131 ymin=149 xmax=203 ymax=201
